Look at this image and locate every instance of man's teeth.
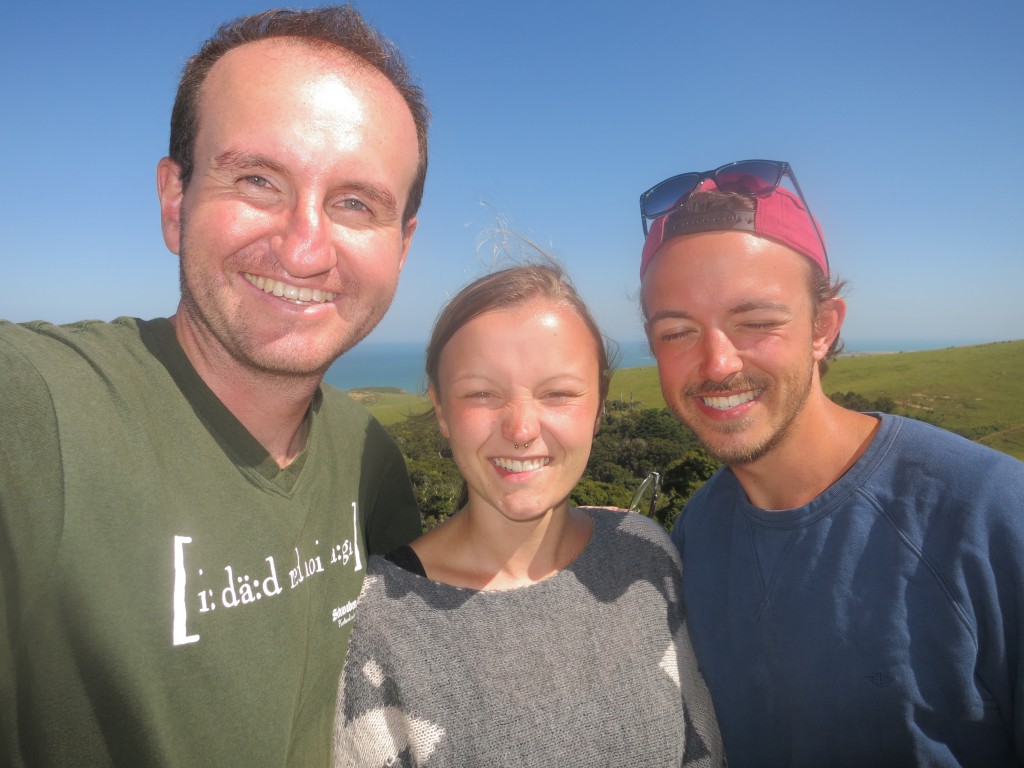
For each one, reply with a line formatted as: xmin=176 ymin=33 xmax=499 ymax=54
xmin=493 ymin=457 xmax=550 ymax=473
xmin=243 ymin=273 xmax=336 ymax=304
xmin=701 ymin=390 xmax=761 ymax=410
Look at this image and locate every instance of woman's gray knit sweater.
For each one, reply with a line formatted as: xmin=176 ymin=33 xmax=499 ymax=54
xmin=334 ymin=509 xmax=723 ymax=767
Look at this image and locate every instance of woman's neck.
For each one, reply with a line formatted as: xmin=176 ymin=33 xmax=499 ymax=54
xmin=412 ymin=504 xmax=593 ymax=591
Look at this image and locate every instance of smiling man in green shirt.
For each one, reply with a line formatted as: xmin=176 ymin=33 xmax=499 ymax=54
xmin=1 ymin=7 xmax=428 ymax=765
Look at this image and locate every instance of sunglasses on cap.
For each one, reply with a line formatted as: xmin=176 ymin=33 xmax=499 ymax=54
xmin=638 ymin=159 xmax=828 ymax=270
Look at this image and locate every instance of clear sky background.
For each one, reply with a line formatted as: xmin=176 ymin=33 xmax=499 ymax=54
xmin=4 ymin=0 xmax=1022 ymax=351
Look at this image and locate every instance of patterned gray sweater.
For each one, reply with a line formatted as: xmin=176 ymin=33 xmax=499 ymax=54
xmin=333 ymin=509 xmax=723 ymax=767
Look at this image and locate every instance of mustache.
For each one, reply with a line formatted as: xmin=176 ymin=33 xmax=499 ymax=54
xmin=684 ymin=374 xmax=769 ymax=397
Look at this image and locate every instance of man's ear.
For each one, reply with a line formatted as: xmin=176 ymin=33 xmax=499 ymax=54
xmin=156 ymin=157 xmax=184 ymax=254
xmin=813 ymin=297 xmax=846 ymax=362
xmin=428 ymin=383 xmax=450 ymax=439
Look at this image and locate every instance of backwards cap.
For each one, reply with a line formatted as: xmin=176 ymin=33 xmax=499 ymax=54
xmin=639 ymin=181 xmax=828 ymax=278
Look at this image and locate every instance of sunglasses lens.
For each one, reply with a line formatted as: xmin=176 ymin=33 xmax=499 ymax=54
xmin=643 ymin=173 xmax=701 ymax=219
xmin=713 ymin=161 xmax=785 ymax=196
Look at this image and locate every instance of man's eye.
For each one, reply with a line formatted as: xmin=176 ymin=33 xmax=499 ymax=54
xmin=742 ymin=320 xmax=785 ymax=331
xmin=658 ymin=328 xmax=695 ymax=343
xmin=243 ymin=176 xmax=270 ymax=188
xmin=340 ymin=199 xmax=369 ymax=212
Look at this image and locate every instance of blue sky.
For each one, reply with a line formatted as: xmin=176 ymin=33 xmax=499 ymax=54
xmin=4 ymin=0 xmax=1022 ymax=351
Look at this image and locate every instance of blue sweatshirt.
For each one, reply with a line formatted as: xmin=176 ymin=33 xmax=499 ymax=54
xmin=672 ymin=414 xmax=1024 ymax=767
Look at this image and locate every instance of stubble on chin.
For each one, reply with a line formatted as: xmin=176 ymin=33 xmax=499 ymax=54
xmin=697 ymin=419 xmax=786 ymax=466
xmin=175 ymin=244 xmax=332 ymax=380
xmin=668 ymin=401 xmax=773 ymax=466
xmin=175 ymin=210 xmax=402 ymax=379
xmin=670 ymin=363 xmax=815 ymax=467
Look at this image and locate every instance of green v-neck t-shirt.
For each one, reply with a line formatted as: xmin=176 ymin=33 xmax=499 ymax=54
xmin=0 ymin=317 xmax=421 ymax=767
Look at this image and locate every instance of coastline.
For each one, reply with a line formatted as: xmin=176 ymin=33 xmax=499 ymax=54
xmin=325 ymin=339 xmax=659 ymax=393
xmin=326 ymin=337 xmax=1013 ymax=393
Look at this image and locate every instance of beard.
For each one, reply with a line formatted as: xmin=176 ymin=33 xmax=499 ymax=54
xmin=672 ymin=362 xmax=815 ymax=466
xmin=175 ymin=222 xmax=395 ymax=383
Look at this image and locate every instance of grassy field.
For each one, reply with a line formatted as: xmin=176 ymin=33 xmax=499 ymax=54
xmin=350 ymin=339 xmax=1024 ymax=460
xmin=346 ymin=388 xmax=430 ymax=425
xmin=826 ymin=340 xmax=1024 ymax=458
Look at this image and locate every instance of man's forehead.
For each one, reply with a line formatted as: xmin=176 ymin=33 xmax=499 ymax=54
xmin=193 ymin=37 xmax=415 ymax=157
xmin=642 ymin=233 xmax=814 ymax=315
xmin=647 ymin=231 xmax=813 ymax=278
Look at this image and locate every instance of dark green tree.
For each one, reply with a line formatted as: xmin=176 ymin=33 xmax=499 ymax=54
xmin=383 ymin=405 xmax=720 ymax=533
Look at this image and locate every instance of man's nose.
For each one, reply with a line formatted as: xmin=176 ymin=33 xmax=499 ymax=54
xmin=699 ymin=328 xmax=743 ymax=382
xmin=270 ymin=200 xmax=336 ymax=278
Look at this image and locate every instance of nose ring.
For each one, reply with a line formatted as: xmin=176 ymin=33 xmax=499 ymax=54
xmin=514 ymin=441 xmax=531 ymax=450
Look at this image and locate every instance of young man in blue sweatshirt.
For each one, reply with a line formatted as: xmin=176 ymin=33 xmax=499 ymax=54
xmin=638 ymin=159 xmax=1023 ymax=767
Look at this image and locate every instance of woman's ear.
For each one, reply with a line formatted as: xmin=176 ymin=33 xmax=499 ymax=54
xmin=428 ymin=384 xmax=450 ymax=439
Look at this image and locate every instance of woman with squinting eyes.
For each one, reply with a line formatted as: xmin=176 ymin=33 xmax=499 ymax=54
xmin=333 ymin=263 xmax=723 ymax=768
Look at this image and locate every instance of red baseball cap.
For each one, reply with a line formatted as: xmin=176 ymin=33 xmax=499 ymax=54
xmin=640 ymin=181 xmax=828 ymax=278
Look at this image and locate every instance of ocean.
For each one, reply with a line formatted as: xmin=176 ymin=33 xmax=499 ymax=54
xmin=323 ymin=337 xmax=993 ymax=393
xmin=324 ymin=339 xmax=657 ymax=393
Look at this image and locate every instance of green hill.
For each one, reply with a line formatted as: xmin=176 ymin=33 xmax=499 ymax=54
xmin=826 ymin=340 xmax=1024 ymax=458
xmin=354 ymin=339 xmax=1024 ymax=460
xmin=346 ymin=387 xmax=430 ymax=425
xmin=606 ymin=366 xmax=667 ymax=410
